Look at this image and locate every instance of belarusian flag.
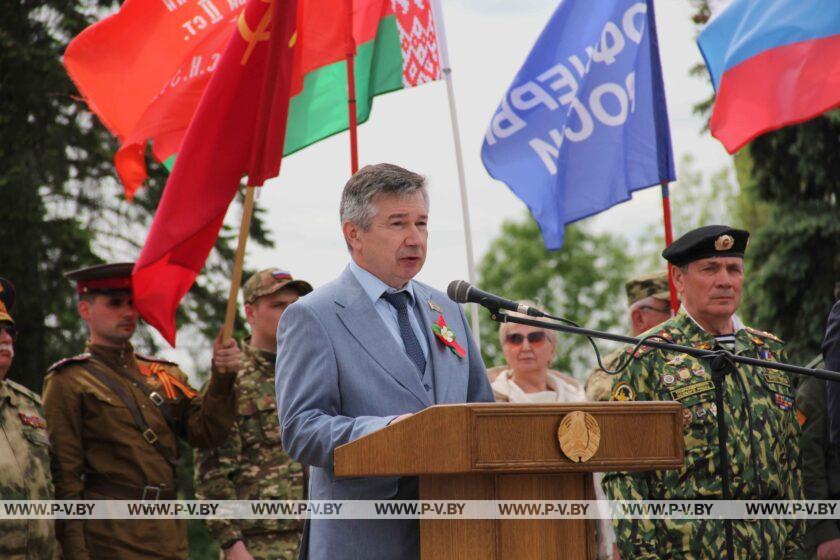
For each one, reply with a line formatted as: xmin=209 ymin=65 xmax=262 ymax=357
xmin=65 ymin=0 xmax=443 ymax=200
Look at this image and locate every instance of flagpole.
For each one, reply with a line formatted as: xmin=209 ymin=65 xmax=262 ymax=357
xmin=430 ymin=0 xmax=480 ymax=344
xmin=646 ymin=0 xmax=679 ymax=314
xmin=345 ymin=0 xmax=359 ymax=174
xmin=660 ymin=182 xmax=679 ymax=313
xmin=346 ymin=54 xmax=360 ymax=174
xmin=221 ymin=185 xmax=256 ymax=341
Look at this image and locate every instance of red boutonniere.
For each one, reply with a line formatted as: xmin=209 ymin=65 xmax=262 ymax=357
xmin=432 ymin=315 xmax=466 ymax=358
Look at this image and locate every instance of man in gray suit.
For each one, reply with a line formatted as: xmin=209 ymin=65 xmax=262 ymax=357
xmin=275 ymin=163 xmax=494 ymax=560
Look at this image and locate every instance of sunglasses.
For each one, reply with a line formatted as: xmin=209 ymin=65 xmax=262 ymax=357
xmin=638 ymin=305 xmax=672 ymax=315
xmin=504 ymin=331 xmax=547 ymax=346
xmin=0 ymin=325 xmax=17 ymax=341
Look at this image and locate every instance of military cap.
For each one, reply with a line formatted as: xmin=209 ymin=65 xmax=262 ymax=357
xmin=65 ymin=262 xmax=134 ymax=295
xmin=242 ymin=268 xmax=313 ymax=304
xmin=626 ymin=271 xmax=670 ymax=306
xmin=0 ymin=277 xmax=16 ymax=324
xmin=662 ymin=225 xmax=749 ymax=267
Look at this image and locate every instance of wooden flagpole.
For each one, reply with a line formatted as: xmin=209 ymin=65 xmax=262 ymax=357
xmin=346 ymin=53 xmax=359 ymax=174
xmin=221 ymin=185 xmax=256 ymax=340
xmin=346 ymin=0 xmax=359 ymax=174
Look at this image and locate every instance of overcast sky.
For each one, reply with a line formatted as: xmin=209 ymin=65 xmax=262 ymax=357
xmin=158 ymin=0 xmax=735 ymax=370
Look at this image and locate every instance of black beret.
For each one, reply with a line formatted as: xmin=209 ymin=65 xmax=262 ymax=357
xmin=662 ymin=225 xmax=749 ymax=267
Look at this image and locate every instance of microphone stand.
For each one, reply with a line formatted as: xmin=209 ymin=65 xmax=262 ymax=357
xmin=490 ymin=309 xmax=840 ymax=560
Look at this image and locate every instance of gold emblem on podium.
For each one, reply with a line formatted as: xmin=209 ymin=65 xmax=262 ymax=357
xmin=557 ymin=411 xmax=601 ymax=463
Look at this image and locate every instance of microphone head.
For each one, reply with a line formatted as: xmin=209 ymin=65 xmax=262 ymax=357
xmin=447 ymin=280 xmax=471 ymax=303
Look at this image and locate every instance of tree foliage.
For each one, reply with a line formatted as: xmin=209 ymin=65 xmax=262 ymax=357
xmin=0 ymin=2 xmax=273 ymax=391
xmin=477 ymin=217 xmax=634 ymax=378
xmin=740 ymin=113 xmax=840 ymax=362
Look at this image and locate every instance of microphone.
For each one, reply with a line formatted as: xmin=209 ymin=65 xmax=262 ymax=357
xmin=447 ymin=281 xmax=545 ymax=317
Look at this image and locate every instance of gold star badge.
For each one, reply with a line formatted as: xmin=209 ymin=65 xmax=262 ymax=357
xmin=714 ymin=234 xmax=734 ymax=251
xmin=428 ymin=301 xmax=443 ymax=314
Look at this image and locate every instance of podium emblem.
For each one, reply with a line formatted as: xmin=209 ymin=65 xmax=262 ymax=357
xmin=557 ymin=411 xmax=601 ymax=463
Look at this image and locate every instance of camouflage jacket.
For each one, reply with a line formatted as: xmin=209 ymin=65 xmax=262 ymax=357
xmin=0 ymin=378 xmax=55 ymax=559
xmin=194 ymin=341 xmax=304 ymax=547
xmin=602 ymin=311 xmax=805 ymax=559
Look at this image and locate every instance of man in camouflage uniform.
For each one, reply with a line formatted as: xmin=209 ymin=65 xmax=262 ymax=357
xmin=584 ymin=271 xmax=672 ymax=401
xmin=603 ymin=225 xmax=805 ymax=559
xmin=0 ymin=278 xmax=55 ymax=559
xmin=195 ymin=268 xmax=313 ymax=560
xmin=42 ymin=263 xmax=240 ymax=559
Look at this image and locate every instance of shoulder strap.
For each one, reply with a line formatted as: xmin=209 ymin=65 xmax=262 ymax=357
xmin=83 ymin=361 xmax=179 ymax=469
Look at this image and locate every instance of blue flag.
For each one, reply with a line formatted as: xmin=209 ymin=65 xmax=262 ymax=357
xmin=481 ymin=0 xmax=675 ymax=250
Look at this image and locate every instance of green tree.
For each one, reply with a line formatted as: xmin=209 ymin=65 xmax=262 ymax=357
xmin=477 ymin=217 xmax=634 ymax=378
xmin=0 ymin=2 xmax=272 ymax=391
xmin=689 ymin=0 xmax=840 ymax=363
xmin=634 ymin=153 xmax=738 ymax=272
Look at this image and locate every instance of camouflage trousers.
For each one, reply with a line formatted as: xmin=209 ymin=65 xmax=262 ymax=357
xmin=219 ymin=531 xmax=300 ymax=560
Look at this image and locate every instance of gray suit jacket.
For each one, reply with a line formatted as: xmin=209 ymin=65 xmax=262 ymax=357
xmin=275 ymin=266 xmax=493 ymax=560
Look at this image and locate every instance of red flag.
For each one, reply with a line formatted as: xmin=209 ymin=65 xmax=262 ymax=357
xmin=133 ymin=0 xmax=299 ymax=346
xmin=64 ymin=0 xmax=242 ymax=200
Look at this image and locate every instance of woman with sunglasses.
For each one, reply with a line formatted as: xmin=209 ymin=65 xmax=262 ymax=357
xmin=487 ymin=306 xmax=616 ymax=559
xmin=487 ymin=306 xmax=585 ymax=404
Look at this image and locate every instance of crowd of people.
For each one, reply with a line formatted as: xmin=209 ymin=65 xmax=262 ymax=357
xmin=1 ymin=163 xmax=839 ymax=559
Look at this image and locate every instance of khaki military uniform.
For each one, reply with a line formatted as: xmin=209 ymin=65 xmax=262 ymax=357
xmin=603 ymin=311 xmax=805 ymax=559
xmin=195 ymin=341 xmax=304 ymax=559
xmin=42 ymin=343 xmax=235 ymax=560
xmin=0 ymin=379 xmax=55 ymax=559
xmin=584 ymin=348 xmax=623 ymax=401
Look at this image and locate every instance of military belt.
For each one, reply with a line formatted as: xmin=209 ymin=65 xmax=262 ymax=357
xmin=83 ymin=360 xmax=180 ymax=469
xmin=85 ymin=474 xmax=176 ymax=500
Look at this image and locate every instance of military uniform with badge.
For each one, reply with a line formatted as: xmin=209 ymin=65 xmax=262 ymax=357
xmin=42 ymin=263 xmax=238 ymax=560
xmin=585 ymin=271 xmax=672 ymax=401
xmin=0 ymin=278 xmax=56 ymax=559
xmin=603 ymin=227 xmax=805 ymax=559
xmin=195 ymin=269 xmax=312 ymax=559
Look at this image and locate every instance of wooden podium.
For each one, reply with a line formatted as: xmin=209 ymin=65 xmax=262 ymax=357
xmin=334 ymin=402 xmax=684 ymax=560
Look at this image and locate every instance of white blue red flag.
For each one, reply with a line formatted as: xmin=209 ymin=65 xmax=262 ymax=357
xmin=698 ymin=0 xmax=840 ymax=153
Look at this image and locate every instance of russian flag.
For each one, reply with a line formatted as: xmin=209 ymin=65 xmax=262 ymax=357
xmin=698 ymin=0 xmax=840 ymax=153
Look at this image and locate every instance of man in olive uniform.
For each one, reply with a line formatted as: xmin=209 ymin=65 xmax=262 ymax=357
xmin=0 ymin=278 xmax=55 ymax=559
xmin=584 ymin=271 xmax=672 ymax=401
xmin=42 ymin=263 xmax=241 ymax=559
xmin=796 ymin=355 xmax=840 ymax=560
xmin=195 ymin=268 xmax=313 ymax=560
xmin=603 ymin=225 xmax=805 ymax=559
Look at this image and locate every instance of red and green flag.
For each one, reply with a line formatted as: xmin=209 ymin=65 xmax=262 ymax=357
xmin=65 ymin=0 xmax=444 ymax=200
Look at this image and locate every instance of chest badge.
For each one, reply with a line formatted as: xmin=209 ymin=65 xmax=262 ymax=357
xmin=18 ymin=412 xmax=47 ymax=430
xmin=774 ymin=393 xmax=794 ymax=411
xmin=611 ymin=381 xmax=636 ymax=401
